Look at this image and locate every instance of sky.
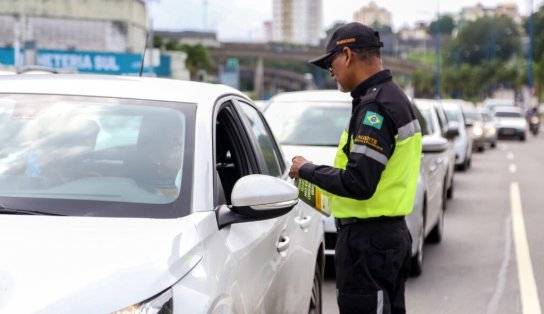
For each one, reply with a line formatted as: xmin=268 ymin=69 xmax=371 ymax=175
xmin=149 ymin=0 xmax=544 ymax=42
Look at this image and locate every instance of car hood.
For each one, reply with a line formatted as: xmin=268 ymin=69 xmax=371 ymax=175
xmin=281 ymin=145 xmax=338 ymax=166
xmin=0 ymin=215 xmax=203 ymax=314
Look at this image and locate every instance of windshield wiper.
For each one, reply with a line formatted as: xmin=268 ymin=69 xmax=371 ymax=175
xmin=0 ymin=205 xmax=65 ymax=216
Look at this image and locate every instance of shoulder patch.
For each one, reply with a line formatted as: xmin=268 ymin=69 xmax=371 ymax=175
xmin=359 ymin=87 xmax=381 ymax=105
xmin=363 ymin=111 xmax=384 ymax=129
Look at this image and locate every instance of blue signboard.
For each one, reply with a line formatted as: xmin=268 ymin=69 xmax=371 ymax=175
xmin=0 ymin=47 xmax=15 ymax=67
xmin=0 ymin=47 xmax=170 ymax=76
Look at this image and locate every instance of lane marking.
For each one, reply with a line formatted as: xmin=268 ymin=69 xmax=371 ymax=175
xmin=487 ymin=216 xmax=512 ymax=314
xmin=507 ymin=152 xmax=515 ymax=160
xmin=510 ymin=182 xmax=542 ymax=314
xmin=510 ymin=164 xmax=517 ymax=174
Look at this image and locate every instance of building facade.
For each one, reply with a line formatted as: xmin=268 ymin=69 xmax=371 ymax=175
xmin=0 ymin=0 xmax=148 ymax=53
xmin=272 ymin=0 xmax=322 ymax=46
xmin=353 ymin=1 xmax=392 ymax=28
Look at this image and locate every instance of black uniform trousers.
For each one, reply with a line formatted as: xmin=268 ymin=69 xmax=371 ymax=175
xmin=335 ymin=217 xmax=412 ymax=314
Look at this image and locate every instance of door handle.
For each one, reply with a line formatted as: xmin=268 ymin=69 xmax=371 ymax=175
xmin=277 ymin=235 xmax=290 ymax=254
xmin=295 ymin=216 xmax=312 ymax=229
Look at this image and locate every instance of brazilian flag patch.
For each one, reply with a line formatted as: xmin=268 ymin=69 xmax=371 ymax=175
xmin=363 ymin=111 xmax=384 ymax=129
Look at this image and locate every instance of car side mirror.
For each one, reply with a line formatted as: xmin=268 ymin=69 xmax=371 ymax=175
xmin=216 ymin=174 xmax=298 ymax=229
xmin=465 ymin=120 xmax=474 ymax=128
xmin=422 ymin=136 xmax=449 ymax=153
xmin=445 ymin=124 xmax=460 ymax=140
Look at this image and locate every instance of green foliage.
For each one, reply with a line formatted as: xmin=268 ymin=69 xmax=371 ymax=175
xmin=412 ymin=69 xmax=435 ymax=98
xmin=440 ymin=60 xmax=522 ymax=100
xmin=448 ymin=16 xmax=520 ymax=66
xmin=153 ymin=35 xmax=163 ymax=49
xmin=524 ymin=4 xmax=544 ymax=63
xmin=427 ymin=15 xmax=455 ymax=35
xmin=325 ymin=21 xmax=348 ymax=38
xmin=160 ymin=40 xmax=212 ymax=78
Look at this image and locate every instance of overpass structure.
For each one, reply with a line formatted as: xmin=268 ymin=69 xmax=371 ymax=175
xmin=210 ymin=42 xmax=430 ymax=98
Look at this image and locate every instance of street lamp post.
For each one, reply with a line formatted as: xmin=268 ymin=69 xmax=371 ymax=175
xmin=434 ymin=0 xmax=441 ymax=99
xmin=528 ymin=0 xmax=534 ymax=92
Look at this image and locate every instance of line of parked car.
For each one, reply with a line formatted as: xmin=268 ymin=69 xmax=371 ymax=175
xmin=261 ymin=90 xmax=514 ymax=278
xmin=0 ymin=72 xmax=537 ymax=313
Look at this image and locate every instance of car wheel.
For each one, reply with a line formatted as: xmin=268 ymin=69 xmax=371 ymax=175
xmin=442 ymin=179 xmax=448 ymax=211
xmin=477 ymin=144 xmax=485 ymax=152
xmin=308 ymin=259 xmax=323 ymax=314
xmin=447 ymin=175 xmax=454 ymax=199
xmin=458 ymin=156 xmax=469 ymax=171
xmin=427 ymin=209 xmax=444 ymax=244
xmin=490 ymin=141 xmax=496 ymax=148
xmin=520 ymin=133 xmax=526 ymax=141
xmin=410 ymin=215 xmax=425 ymax=276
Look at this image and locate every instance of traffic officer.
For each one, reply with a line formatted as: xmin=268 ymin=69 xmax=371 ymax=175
xmin=289 ymin=22 xmax=422 ymax=314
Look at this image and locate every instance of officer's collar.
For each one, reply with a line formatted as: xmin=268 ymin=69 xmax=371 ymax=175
xmin=350 ymin=69 xmax=392 ymax=99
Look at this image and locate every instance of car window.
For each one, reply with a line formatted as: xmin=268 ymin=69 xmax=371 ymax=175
xmin=462 ymin=109 xmax=479 ymax=123
xmin=238 ymin=101 xmax=283 ymax=177
xmin=495 ymin=111 xmax=523 ymax=118
xmin=413 ymin=104 xmax=430 ymax=136
xmin=264 ymin=101 xmax=350 ymax=146
xmin=0 ymin=94 xmax=195 ymax=218
xmin=444 ymin=108 xmax=460 ymax=122
xmin=418 ymin=108 xmax=435 ymax=134
xmin=434 ymin=106 xmax=449 ymax=135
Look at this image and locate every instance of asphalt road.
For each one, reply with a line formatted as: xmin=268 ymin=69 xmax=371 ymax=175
xmin=323 ymin=134 xmax=544 ymax=314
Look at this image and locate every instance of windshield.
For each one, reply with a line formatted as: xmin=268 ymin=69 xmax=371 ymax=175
xmin=462 ymin=109 xmax=479 ymax=122
xmin=0 ymin=94 xmax=195 ymax=218
xmin=444 ymin=109 xmax=460 ymax=122
xmin=495 ymin=111 xmax=523 ymax=118
xmin=264 ymin=101 xmax=351 ymax=146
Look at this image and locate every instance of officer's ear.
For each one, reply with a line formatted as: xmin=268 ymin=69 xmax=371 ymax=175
xmin=343 ymin=47 xmax=354 ymax=66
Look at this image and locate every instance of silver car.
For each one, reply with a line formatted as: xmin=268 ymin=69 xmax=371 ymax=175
xmin=0 ymin=75 xmax=324 ymax=314
xmin=440 ymin=99 xmax=474 ymax=171
xmin=264 ymin=90 xmax=435 ymax=276
xmin=460 ymin=103 xmax=486 ymax=152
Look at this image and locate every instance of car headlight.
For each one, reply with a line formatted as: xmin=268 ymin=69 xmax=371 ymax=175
xmin=473 ymin=126 xmax=483 ymax=136
xmin=112 ymin=288 xmax=173 ymax=314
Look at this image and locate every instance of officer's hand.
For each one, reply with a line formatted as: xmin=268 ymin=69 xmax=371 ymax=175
xmin=289 ymin=156 xmax=311 ymax=179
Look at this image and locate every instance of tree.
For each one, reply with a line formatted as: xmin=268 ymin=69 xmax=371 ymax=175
xmin=181 ymin=44 xmax=212 ymax=78
xmin=325 ymin=21 xmax=347 ymax=38
xmin=448 ymin=16 xmax=521 ymax=66
xmin=524 ymin=4 xmax=544 ymax=65
xmin=427 ymin=15 xmax=455 ymax=36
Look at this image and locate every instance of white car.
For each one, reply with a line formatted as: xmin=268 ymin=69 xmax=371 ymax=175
xmin=264 ymin=90 xmax=429 ymax=276
xmin=0 ymin=75 xmax=324 ymax=314
xmin=494 ymin=106 xmax=528 ymax=141
xmin=440 ymin=99 xmax=473 ymax=171
xmin=415 ymin=99 xmax=457 ymax=200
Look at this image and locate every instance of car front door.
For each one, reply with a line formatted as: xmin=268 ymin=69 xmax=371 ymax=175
xmin=206 ymin=100 xmax=294 ymax=313
xmin=235 ymin=99 xmax=322 ymax=314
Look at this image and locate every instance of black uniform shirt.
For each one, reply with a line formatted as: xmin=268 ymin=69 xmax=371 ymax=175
xmin=299 ymin=70 xmax=411 ymax=200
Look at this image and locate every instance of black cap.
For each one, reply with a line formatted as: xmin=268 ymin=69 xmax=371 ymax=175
xmin=309 ymin=22 xmax=384 ymax=70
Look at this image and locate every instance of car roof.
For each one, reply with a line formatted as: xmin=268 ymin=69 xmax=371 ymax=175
xmin=269 ymin=90 xmax=352 ymax=103
xmin=493 ymin=106 xmax=523 ymax=113
xmin=0 ymin=74 xmax=249 ymax=105
xmin=484 ymin=98 xmax=515 ymax=106
xmin=414 ymin=98 xmax=438 ymax=111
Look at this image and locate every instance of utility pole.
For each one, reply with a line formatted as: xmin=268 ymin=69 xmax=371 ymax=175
xmin=528 ymin=0 xmax=534 ymax=92
xmin=203 ymin=0 xmax=208 ymax=30
xmin=434 ymin=0 xmax=441 ymax=99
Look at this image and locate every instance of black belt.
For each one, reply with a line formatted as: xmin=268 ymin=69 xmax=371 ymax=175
xmin=335 ymin=216 xmax=404 ymax=229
